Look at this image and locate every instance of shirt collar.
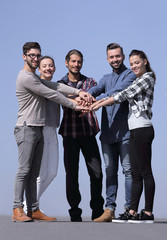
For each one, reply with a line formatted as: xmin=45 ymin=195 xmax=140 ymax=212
xmin=113 ymin=64 xmax=127 ymax=75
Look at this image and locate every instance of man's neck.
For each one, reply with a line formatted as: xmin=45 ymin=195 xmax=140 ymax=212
xmin=113 ymin=64 xmax=126 ymax=74
xmin=68 ymin=72 xmax=80 ymax=82
xmin=23 ymin=64 xmax=36 ymax=73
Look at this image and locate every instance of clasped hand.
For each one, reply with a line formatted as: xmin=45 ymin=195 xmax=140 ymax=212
xmin=73 ymin=95 xmax=103 ymax=114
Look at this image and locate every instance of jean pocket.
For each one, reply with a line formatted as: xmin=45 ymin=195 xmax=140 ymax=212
xmin=14 ymin=126 xmax=24 ymax=146
xmin=14 ymin=126 xmax=21 ymax=135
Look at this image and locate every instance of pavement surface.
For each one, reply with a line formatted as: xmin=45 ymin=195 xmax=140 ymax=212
xmin=0 ymin=216 xmax=167 ymax=240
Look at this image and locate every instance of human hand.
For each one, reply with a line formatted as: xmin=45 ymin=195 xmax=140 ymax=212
xmin=90 ymin=99 xmax=105 ymax=111
xmin=78 ymin=99 xmax=102 ymax=116
xmin=74 ymin=104 xmax=90 ymax=112
xmin=73 ymin=96 xmax=89 ymax=106
xmin=78 ymin=91 xmax=95 ymax=104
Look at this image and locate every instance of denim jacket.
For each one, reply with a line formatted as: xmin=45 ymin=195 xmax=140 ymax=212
xmin=88 ymin=65 xmax=136 ymax=144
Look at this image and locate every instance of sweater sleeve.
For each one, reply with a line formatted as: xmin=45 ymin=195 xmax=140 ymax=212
xmin=39 ymin=79 xmax=80 ymax=96
xmin=23 ymin=75 xmax=76 ymax=109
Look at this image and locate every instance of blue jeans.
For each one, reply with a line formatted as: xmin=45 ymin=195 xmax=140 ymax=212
xmin=101 ymin=139 xmax=132 ymax=211
xmin=13 ymin=124 xmax=44 ymax=211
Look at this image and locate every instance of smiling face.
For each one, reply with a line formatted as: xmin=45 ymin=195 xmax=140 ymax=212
xmin=107 ymin=48 xmax=125 ymax=72
xmin=65 ymin=54 xmax=82 ymax=74
xmin=129 ymin=55 xmax=147 ymax=77
xmin=23 ymin=48 xmax=41 ymax=72
xmin=38 ymin=58 xmax=55 ymax=81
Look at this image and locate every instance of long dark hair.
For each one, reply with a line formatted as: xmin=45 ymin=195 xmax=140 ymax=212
xmin=129 ymin=50 xmax=156 ymax=81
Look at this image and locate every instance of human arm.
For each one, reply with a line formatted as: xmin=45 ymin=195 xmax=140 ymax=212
xmin=113 ymin=73 xmax=154 ymax=103
xmin=40 ymin=78 xmax=93 ymax=104
xmin=96 ymin=71 xmax=136 ymax=100
xmin=40 ymin=78 xmax=80 ymax=95
xmin=90 ymin=97 xmax=115 ymax=111
xmin=91 ymin=73 xmax=154 ymax=110
xmin=23 ymin=75 xmax=91 ymax=111
xmin=87 ymin=76 xmax=105 ymax=97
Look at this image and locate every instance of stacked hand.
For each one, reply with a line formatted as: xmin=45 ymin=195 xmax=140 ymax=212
xmin=73 ymin=93 xmax=113 ymax=113
xmin=73 ymin=96 xmax=106 ymax=113
xmin=73 ymin=91 xmax=96 ymax=113
xmin=90 ymin=99 xmax=105 ymax=111
xmin=73 ymin=96 xmax=93 ymax=113
xmin=78 ymin=91 xmax=95 ymax=105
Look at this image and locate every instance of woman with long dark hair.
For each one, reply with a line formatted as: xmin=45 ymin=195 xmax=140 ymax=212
xmin=91 ymin=50 xmax=156 ymax=223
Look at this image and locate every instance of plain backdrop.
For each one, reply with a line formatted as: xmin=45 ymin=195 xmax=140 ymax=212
xmin=0 ymin=0 xmax=167 ymax=219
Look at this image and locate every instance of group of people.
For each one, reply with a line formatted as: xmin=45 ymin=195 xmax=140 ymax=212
xmin=12 ymin=41 xmax=156 ymax=224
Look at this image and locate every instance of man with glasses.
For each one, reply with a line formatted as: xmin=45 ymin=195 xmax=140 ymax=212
xmin=13 ymin=42 xmax=91 ymax=222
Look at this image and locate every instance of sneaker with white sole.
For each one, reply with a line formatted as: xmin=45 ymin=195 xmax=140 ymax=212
xmin=128 ymin=209 xmax=154 ymax=223
xmin=112 ymin=209 xmax=135 ymax=223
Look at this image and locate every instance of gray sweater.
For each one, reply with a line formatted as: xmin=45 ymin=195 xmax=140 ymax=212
xmin=16 ymin=70 xmax=79 ymax=126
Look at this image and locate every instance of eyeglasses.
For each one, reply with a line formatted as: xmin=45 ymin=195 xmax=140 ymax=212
xmin=25 ymin=54 xmax=42 ymax=59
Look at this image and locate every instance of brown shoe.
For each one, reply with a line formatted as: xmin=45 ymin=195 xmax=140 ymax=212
xmin=12 ymin=207 xmax=33 ymax=222
xmin=28 ymin=209 xmax=57 ymax=222
xmin=94 ymin=208 xmax=115 ymax=222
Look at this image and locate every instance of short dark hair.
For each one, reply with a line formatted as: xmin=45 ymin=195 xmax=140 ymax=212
xmin=39 ymin=56 xmax=55 ymax=68
xmin=23 ymin=42 xmax=41 ymax=55
xmin=106 ymin=43 xmax=124 ymax=55
xmin=65 ymin=49 xmax=83 ymax=64
xmin=129 ymin=49 xmax=156 ymax=81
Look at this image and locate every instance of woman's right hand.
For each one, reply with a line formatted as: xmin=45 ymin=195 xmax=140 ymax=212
xmin=90 ymin=99 xmax=105 ymax=111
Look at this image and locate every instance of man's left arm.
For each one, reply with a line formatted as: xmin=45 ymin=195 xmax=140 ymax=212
xmin=97 ymin=72 xmax=136 ymax=100
xmin=40 ymin=78 xmax=80 ymax=96
xmin=40 ymin=78 xmax=93 ymax=102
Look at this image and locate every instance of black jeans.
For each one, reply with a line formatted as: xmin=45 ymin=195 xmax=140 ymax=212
xmin=63 ymin=136 xmax=104 ymax=220
xmin=129 ymin=126 xmax=155 ymax=212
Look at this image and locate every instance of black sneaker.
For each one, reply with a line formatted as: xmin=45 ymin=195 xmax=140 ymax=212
xmin=128 ymin=209 xmax=154 ymax=223
xmin=112 ymin=209 xmax=134 ymax=223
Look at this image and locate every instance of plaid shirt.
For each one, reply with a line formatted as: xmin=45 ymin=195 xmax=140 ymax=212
xmin=113 ymin=72 xmax=155 ymax=119
xmin=58 ymin=74 xmax=100 ymax=138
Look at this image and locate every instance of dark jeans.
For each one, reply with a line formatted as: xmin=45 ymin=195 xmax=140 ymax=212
xmin=63 ymin=136 xmax=104 ymax=220
xmin=129 ymin=126 xmax=155 ymax=212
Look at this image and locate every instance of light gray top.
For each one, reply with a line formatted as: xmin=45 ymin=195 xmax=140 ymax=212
xmin=128 ymin=107 xmax=152 ymax=130
xmin=15 ymin=70 xmax=79 ymax=126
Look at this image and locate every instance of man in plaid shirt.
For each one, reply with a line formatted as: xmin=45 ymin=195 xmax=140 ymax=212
xmin=58 ymin=49 xmax=104 ymax=222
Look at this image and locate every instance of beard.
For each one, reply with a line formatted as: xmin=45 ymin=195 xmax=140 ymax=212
xmin=110 ymin=61 xmax=124 ymax=71
xmin=69 ymin=68 xmax=81 ymax=76
xmin=26 ymin=58 xmax=39 ymax=70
